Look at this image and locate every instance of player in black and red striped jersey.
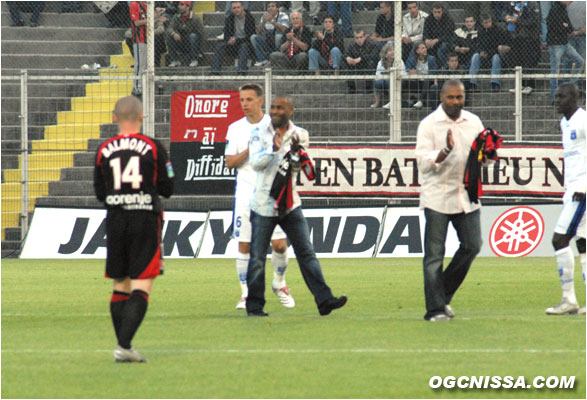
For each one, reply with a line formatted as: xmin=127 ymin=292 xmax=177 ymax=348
xmin=94 ymin=96 xmax=174 ymax=362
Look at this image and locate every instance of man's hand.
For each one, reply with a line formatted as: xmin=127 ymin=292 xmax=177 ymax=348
xmin=317 ymin=30 xmax=324 ymax=41
xmin=446 ymin=129 xmax=454 ymax=150
xmin=402 ymin=36 xmax=412 ymax=44
xmin=173 ymin=33 xmax=181 ymax=41
xmin=227 ymin=36 xmax=237 ymax=45
xmin=262 ymin=12 xmax=273 ymax=23
xmin=498 ymin=45 xmax=510 ymax=54
xmin=480 ymin=51 xmax=487 ymax=58
xmin=285 ymin=31 xmax=295 ymax=41
xmin=290 ymin=133 xmax=301 ymax=153
xmin=572 ymin=192 xmax=585 ymax=202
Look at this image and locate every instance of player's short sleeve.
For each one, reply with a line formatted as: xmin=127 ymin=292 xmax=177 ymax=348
xmin=224 ymin=124 xmax=239 ymax=156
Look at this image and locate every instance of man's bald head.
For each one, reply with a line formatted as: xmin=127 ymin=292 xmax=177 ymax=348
xmin=557 ymin=82 xmax=580 ymax=101
xmin=113 ymin=96 xmax=143 ymax=123
xmin=441 ymin=79 xmax=465 ymax=94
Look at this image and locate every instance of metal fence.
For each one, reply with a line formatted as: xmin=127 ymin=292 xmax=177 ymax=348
xmin=1 ymin=0 xmax=586 ymax=250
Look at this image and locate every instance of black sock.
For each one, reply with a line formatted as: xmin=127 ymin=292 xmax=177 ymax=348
xmin=110 ymin=291 xmax=130 ymax=341
xmin=117 ymin=290 xmax=149 ymax=349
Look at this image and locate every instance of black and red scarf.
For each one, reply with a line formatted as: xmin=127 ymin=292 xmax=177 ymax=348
xmin=270 ymin=148 xmax=315 ymax=215
xmin=463 ymin=128 xmax=503 ymax=203
xmin=288 ymin=26 xmax=303 ymax=58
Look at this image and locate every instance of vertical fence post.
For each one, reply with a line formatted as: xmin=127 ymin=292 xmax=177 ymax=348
xmin=388 ymin=68 xmax=395 ymax=142
xmin=143 ymin=1 xmax=155 ymax=139
xmin=20 ymin=70 xmax=29 ymax=240
xmin=391 ymin=0 xmax=402 ymax=143
xmin=264 ymin=67 xmax=272 ymax=115
xmin=514 ymin=66 xmax=522 ymax=141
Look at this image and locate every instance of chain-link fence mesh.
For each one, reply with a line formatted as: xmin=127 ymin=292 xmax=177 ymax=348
xmin=1 ymin=1 xmax=585 ymax=255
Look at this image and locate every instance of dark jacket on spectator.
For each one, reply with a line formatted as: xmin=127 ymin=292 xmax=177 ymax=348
xmin=405 ymin=53 xmax=438 ymax=72
xmin=423 ymin=12 xmax=455 ymax=43
xmin=344 ymin=40 xmax=379 ymax=70
xmin=313 ymin=27 xmax=345 ymax=57
xmin=223 ymin=9 xmax=256 ymax=42
xmin=505 ymin=1 xmax=540 ymax=39
xmin=280 ymin=24 xmax=314 ymax=56
xmin=546 ymin=1 xmax=573 ymax=46
xmin=168 ymin=11 xmax=205 ymax=39
xmin=451 ymin=25 xmax=478 ymax=64
xmin=477 ymin=23 xmax=511 ymax=58
xmin=375 ymin=13 xmax=394 ymax=39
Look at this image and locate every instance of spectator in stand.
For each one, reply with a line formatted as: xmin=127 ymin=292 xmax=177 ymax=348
xmin=430 ymin=52 xmax=468 ymax=109
xmin=369 ymin=1 xmax=394 ymax=51
xmin=566 ymin=1 xmax=586 ymax=65
xmin=401 ymin=1 xmax=429 ymax=61
xmin=406 ymin=40 xmax=438 ymax=109
xmin=326 ymin=2 xmax=353 ymax=38
xmin=124 ymin=7 xmax=168 ymax=68
xmin=462 ymin=2 xmax=492 ymax=24
xmin=270 ymin=11 xmax=313 ymax=71
xmin=540 ymin=1 xmax=552 ymax=48
xmin=547 ymin=1 xmax=585 ymax=102
xmin=422 ymin=2 xmax=454 ymax=67
xmin=251 ymin=1 xmax=290 ymax=67
xmin=7 ymin=2 xmax=44 ymax=27
xmin=167 ymin=1 xmax=205 ymax=67
xmin=451 ymin=14 xmax=478 ymax=68
xmin=129 ymin=1 xmax=147 ymax=97
xmin=468 ymin=14 xmax=511 ymax=92
xmin=504 ymin=2 xmax=541 ymax=95
xmin=211 ymin=1 xmax=256 ymax=74
xmin=344 ymin=29 xmax=379 ymax=93
xmin=308 ymin=14 xmax=345 ymax=75
xmin=372 ymin=42 xmax=407 ymax=109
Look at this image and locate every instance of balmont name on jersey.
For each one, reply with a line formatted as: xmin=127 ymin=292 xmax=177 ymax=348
xmin=101 ymin=137 xmax=152 ymax=159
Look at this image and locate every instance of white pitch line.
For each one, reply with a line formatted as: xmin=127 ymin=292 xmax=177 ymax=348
xmin=1 ymin=348 xmax=584 ymax=354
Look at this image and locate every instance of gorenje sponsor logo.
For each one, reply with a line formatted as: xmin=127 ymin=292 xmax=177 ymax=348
xmin=105 ymin=191 xmax=153 ymax=210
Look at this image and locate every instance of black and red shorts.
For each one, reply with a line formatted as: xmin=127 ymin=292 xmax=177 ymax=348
xmin=105 ymin=209 xmax=163 ymax=280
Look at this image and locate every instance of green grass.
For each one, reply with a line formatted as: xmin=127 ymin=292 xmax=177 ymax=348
xmin=1 ymin=258 xmax=585 ymax=399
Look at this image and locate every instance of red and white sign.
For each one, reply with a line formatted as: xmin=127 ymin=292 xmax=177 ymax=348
xmin=489 ymin=206 xmax=545 ymax=257
xmin=170 ymin=90 xmax=243 ymax=143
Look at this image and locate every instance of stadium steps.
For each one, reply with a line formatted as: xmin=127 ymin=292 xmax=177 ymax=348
xmin=0 ymin=2 xmax=131 ymax=246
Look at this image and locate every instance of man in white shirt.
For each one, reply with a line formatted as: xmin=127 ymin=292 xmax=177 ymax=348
xmin=415 ymin=79 xmax=484 ymax=321
xmin=225 ymin=83 xmax=295 ymax=310
xmin=245 ymin=96 xmax=347 ymax=317
xmin=250 ymin=1 xmax=290 ymax=67
xmin=401 ymin=1 xmax=428 ymax=60
xmin=546 ymin=82 xmax=586 ymax=316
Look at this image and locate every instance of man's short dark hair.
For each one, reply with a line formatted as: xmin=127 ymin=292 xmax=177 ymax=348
xmin=448 ymin=52 xmax=459 ymax=60
xmin=239 ymin=83 xmax=263 ymax=97
xmin=480 ymin=13 xmax=492 ymax=21
xmin=558 ymin=82 xmax=580 ymax=100
xmin=380 ymin=1 xmax=392 ymax=8
xmin=354 ymin=28 xmax=365 ymax=36
xmin=464 ymin=14 xmax=476 ymax=21
xmin=267 ymin=1 xmax=278 ymax=7
xmin=323 ymin=14 xmax=335 ymax=23
xmin=432 ymin=2 xmax=445 ymax=10
xmin=406 ymin=1 xmax=418 ymax=7
xmin=441 ymin=79 xmax=465 ymax=93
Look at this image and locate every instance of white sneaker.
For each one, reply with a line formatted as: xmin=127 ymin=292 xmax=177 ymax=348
xmin=254 ymin=60 xmax=269 ymax=67
xmin=370 ymin=103 xmax=381 ymax=108
xmin=445 ymin=304 xmax=455 ymax=319
xmin=429 ymin=313 xmax=450 ymax=322
xmin=216 ymin=33 xmax=224 ymax=40
xmin=382 ymin=102 xmax=391 ymax=109
xmin=413 ymin=100 xmax=423 ymax=109
xmin=168 ymin=60 xmax=181 ymax=67
xmin=189 ymin=60 xmax=198 ymax=67
xmin=272 ymin=285 xmax=295 ymax=308
xmin=577 ymin=306 xmax=586 ymax=315
xmin=236 ymin=297 xmax=247 ymax=309
xmin=113 ymin=345 xmax=147 ymax=363
xmin=521 ymin=86 xmax=533 ymax=95
xmin=545 ymin=299 xmax=579 ymax=315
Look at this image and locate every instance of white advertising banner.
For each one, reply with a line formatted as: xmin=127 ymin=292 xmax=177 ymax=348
xmin=298 ymin=144 xmax=564 ymax=198
xmin=21 ymin=203 xmax=574 ymax=259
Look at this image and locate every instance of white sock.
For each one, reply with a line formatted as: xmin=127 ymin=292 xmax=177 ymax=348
xmin=555 ymin=247 xmax=577 ymax=304
xmin=236 ymin=252 xmax=249 ymax=298
xmin=271 ymin=250 xmax=288 ymax=288
xmin=580 ymin=253 xmax=586 ymax=286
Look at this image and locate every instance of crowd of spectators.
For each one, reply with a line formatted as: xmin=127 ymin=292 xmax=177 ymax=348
xmin=9 ymin=1 xmax=583 ymax=106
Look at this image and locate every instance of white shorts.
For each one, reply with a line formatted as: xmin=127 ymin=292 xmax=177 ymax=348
xmin=554 ymin=192 xmax=586 ymax=238
xmin=232 ymin=201 xmax=286 ymax=243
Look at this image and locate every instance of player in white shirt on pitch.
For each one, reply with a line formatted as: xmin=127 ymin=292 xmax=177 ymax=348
xmin=546 ymin=83 xmax=586 ymax=316
xmin=225 ymin=83 xmax=295 ymax=310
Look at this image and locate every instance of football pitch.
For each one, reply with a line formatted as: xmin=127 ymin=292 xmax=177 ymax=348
xmin=1 ymin=257 xmax=585 ymax=399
